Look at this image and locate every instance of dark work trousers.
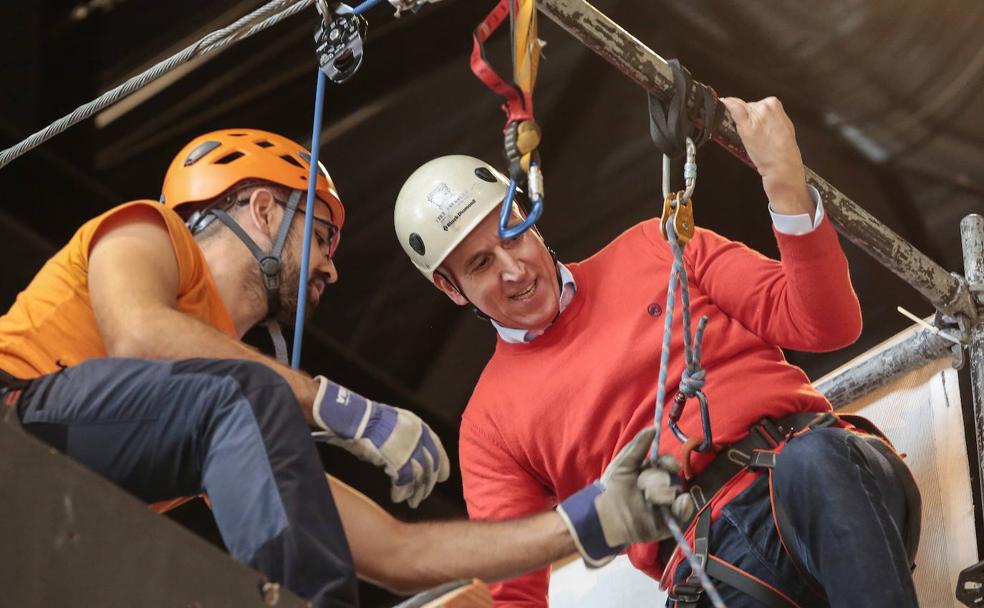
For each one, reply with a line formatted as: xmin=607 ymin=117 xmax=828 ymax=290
xmin=670 ymin=427 xmax=919 ymax=608
xmin=10 ymin=357 xmax=358 ymax=607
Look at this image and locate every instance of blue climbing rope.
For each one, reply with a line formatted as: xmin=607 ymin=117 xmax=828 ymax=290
xmin=292 ymin=0 xmax=386 ymax=369
xmin=291 ymin=69 xmax=329 ymax=369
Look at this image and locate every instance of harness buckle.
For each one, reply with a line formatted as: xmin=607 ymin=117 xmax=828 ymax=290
xmin=809 ymin=411 xmax=838 ymax=430
xmin=748 ymin=449 xmax=778 ymax=470
xmin=755 ymin=417 xmax=785 ymax=445
xmin=689 ymin=484 xmax=707 ymax=510
xmin=668 ymin=582 xmax=703 ymax=606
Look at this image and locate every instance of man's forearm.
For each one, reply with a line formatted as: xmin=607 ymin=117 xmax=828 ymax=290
xmin=332 ymin=477 xmax=572 ymax=594
xmin=398 ymin=511 xmax=574 ymax=590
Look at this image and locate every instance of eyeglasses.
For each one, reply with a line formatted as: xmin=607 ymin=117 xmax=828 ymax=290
xmin=234 ymin=195 xmax=341 ymax=260
xmin=275 ymin=198 xmax=341 ymax=260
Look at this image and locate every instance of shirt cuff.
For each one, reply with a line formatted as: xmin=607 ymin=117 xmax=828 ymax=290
xmin=769 ymin=185 xmax=824 ymax=235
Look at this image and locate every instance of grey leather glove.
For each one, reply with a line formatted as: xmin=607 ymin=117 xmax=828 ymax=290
xmin=311 ymin=375 xmax=450 ymax=508
xmin=557 ymin=427 xmax=694 ymax=567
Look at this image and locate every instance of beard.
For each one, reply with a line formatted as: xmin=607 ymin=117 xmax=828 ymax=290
xmin=274 ymin=230 xmax=320 ymax=326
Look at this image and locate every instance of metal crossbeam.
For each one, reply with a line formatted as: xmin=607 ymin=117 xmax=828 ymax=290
xmin=815 ymin=328 xmax=955 ymax=409
xmin=537 ymin=0 xmax=974 ymax=321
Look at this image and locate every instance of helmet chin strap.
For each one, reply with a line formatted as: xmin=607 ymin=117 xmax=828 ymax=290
xmin=203 ymin=189 xmax=304 ymax=362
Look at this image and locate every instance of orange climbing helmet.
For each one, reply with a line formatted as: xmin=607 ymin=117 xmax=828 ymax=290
xmin=160 ymin=128 xmax=345 ymax=229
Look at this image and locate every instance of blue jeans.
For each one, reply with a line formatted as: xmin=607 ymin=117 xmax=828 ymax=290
xmin=13 ymin=358 xmax=358 ymax=607
xmin=671 ymin=427 xmax=919 ymax=607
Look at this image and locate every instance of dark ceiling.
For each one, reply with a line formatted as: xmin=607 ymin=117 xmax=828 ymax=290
xmin=1 ymin=0 xmax=983 ymax=604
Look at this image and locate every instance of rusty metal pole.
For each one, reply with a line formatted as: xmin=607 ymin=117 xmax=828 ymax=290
xmin=961 ymin=214 xmax=984 ymax=515
xmin=537 ymin=0 xmax=973 ymax=320
xmin=814 ymin=328 xmax=955 ymax=409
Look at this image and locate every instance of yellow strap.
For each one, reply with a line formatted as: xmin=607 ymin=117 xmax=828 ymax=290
xmin=512 ymin=0 xmax=540 ymax=96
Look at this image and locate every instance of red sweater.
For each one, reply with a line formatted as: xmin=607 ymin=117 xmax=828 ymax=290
xmin=459 ymin=217 xmax=861 ymax=607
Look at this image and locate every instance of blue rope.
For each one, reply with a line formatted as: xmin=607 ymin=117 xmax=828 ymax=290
xmin=352 ymin=0 xmax=384 ymax=15
xmin=292 ymin=0 xmax=383 ymax=369
xmin=291 ymin=69 xmax=328 ymax=369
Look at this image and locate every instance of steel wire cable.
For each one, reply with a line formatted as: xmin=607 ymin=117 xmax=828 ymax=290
xmin=0 ymin=0 xmax=315 ymax=170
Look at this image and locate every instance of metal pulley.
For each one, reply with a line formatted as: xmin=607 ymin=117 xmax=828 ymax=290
xmin=314 ymin=1 xmax=367 ymax=83
xmin=660 ymin=191 xmax=696 ymax=245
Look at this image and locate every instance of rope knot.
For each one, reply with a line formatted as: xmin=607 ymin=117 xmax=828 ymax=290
xmin=679 ymin=367 xmax=706 ymax=396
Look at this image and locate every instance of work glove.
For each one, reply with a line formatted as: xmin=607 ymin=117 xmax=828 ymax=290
xmin=312 ymin=375 xmax=450 ymax=508
xmin=556 ymin=427 xmax=694 ymax=567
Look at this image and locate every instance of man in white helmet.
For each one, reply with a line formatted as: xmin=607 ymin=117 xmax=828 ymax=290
xmin=394 ymin=97 xmax=921 ymax=607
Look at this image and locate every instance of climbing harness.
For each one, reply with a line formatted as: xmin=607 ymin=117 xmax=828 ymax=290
xmin=471 ymin=0 xmax=545 ymax=239
xmin=663 ymin=411 xmax=921 ymax=608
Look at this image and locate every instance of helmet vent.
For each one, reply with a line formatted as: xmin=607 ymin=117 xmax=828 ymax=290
xmin=280 ymin=154 xmax=304 ymax=169
xmin=254 ymin=140 xmax=274 ymax=148
xmin=214 ymin=151 xmax=245 ymax=165
xmin=228 ymin=132 xmax=247 ymax=137
xmin=184 ymin=140 xmax=220 ymax=166
xmin=409 ymin=233 xmax=425 ymax=256
xmin=475 ymin=167 xmax=497 ymax=183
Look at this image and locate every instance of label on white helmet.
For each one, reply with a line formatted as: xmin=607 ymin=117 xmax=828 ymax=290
xmin=427 ymin=183 xmax=477 ymax=232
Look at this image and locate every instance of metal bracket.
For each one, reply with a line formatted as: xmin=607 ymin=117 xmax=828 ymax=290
xmin=956 ymin=560 xmax=984 ymax=607
xmin=932 ymin=312 xmax=972 ymax=370
xmin=388 ymin=0 xmax=439 ymax=18
xmin=939 ymin=272 xmax=981 ymax=323
xmin=314 ymin=1 xmax=367 ymax=83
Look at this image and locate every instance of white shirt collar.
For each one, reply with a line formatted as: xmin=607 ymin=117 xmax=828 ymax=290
xmin=492 ymin=263 xmax=577 ymax=344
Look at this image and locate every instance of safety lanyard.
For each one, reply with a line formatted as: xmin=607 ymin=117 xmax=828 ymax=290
xmin=471 ymin=0 xmax=539 ymax=122
xmin=471 ymin=0 xmax=544 ymax=238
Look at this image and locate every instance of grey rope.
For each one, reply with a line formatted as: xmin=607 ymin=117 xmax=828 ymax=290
xmin=650 ymin=142 xmax=724 ymax=608
xmin=0 ymin=0 xmax=315 ymax=170
xmin=652 ymin=215 xmax=710 ymax=453
xmin=652 ymin=217 xmax=722 ymax=608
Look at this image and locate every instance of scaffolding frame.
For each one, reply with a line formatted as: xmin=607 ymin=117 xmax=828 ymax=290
xmin=538 ymin=0 xmax=984 ymax=558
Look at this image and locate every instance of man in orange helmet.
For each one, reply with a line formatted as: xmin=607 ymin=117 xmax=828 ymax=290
xmin=0 ymin=129 xmax=684 ymax=606
xmin=0 ymin=129 xmax=450 ymax=605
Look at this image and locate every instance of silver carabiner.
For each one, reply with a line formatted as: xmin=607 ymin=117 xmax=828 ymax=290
xmin=661 ymin=137 xmax=697 ymax=203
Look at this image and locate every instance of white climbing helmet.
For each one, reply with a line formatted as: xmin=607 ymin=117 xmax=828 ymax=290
xmin=394 ymin=155 xmax=511 ymax=282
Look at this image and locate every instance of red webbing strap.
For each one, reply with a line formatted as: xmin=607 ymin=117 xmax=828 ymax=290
xmin=470 ymin=0 xmax=534 ymax=126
